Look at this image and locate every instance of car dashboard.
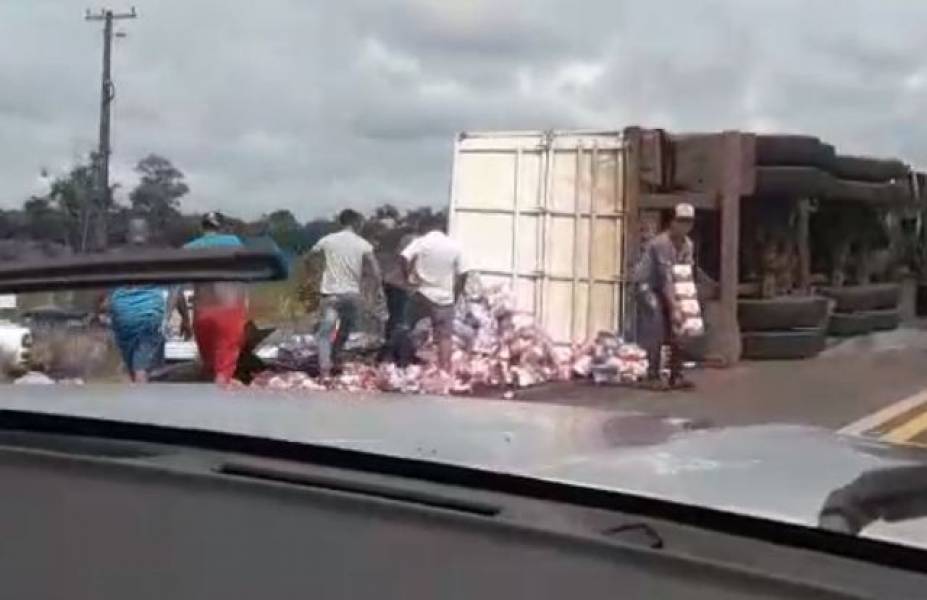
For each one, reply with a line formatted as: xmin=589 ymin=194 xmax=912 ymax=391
xmin=0 ymin=418 xmax=924 ymax=599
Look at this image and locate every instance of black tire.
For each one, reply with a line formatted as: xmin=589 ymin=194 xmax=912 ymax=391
xmin=832 ymin=155 xmax=908 ymax=182
xmin=828 ymin=312 xmax=873 ymax=337
xmin=741 ymin=328 xmax=827 ymax=360
xmin=754 ymin=166 xmax=830 ymax=198
xmin=818 ymin=284 xmax=900 ymax=312
xmin=738 ymin=296 xmax=829 ymax=332
xmin=917 ymin=284 xmax=927 ymax=317
xmin=825 ymin=178 xmax=895 ymax=205
xmin=755 ymin=135 xmax=834 ymax=168
xmin=887 ymin=180 xmax=915 ymax=205
xmin=863 ymin=308 xmax=900 ymax=331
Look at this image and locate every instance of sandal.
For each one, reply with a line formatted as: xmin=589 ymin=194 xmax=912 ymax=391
xmin=669 ymin=377 xmax=695 ymax=391
xmin=642 ymin=378 xmax=670 ymax=392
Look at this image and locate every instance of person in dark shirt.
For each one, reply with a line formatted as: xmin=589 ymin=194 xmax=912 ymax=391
xmin=634 ymin=203 xmax=697 ymax=390
xmin=377 ymin=227 xmax=416 ymax=365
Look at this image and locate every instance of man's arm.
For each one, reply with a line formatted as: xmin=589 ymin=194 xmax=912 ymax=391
xmin=96 ymin=290 xmax=109 ymax=313
xmin=654 ymin=246 xmax=678 ymax=320
xmin=454 ymin=272 xmax=468 ymax=302
xmin=661 ymin=271 xmax=676 ymax=311
xmin=94 ymin=291 xmax=110 ymax=324
xmin=695 ymin=267 xmax=719 ymax=300
xmin=399 ymin=238 xmax=420 ymax=285
xmin=453 ymin=251 xmax=470 ymax=301
xmin=173 ymin=291 xmax=193 ymax=340
xmin=303 ymin=239 xmax=326 ymax=283
xmin=364 ymin=249 xmax=383 ymax=284
xmin=362 ymin=248 xmax=388 ymax=322
xmin=399 ymin=255 xmax=412 ymax=284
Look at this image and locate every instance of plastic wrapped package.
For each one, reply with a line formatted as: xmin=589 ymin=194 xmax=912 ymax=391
xmin=274 ymin=334 xmax=319 ymax=372
xmin=680 ymin=317 xmax=705 ymax=337
xmin=674 ymin=281 xmax=697 ymax=299
xmin=571 ymin=331 xmax=650 ymax=386
xmin=251 ymin=279 xmax=584 ymax=396
xmin=672 ymin=264 xmax=694 ymax=279
xmin=670 ymin=261 xmax=703 ymax=340
xmin=679 ymin=299 xmax=701 ymax=317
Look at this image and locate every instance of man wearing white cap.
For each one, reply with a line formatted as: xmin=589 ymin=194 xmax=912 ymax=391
xmin=633 ymin=202 xmax=698 ymax=390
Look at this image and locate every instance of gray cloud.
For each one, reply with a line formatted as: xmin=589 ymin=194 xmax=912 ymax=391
xmin=2 ymin=0 xmax=927 ymax=221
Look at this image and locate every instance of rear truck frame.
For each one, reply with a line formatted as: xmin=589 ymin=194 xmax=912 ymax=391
xmin=449 ymin=127 xmax=925 ymax=365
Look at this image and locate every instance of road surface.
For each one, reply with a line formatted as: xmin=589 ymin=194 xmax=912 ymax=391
xmin=514 ymin=325 xmax=927 ymax=448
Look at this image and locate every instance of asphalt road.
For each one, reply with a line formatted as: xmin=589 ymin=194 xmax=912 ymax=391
xmin=514 ymin=326 xmax=927 ymax=436
xmin=143 ymin=323 xmax=927 ymax=449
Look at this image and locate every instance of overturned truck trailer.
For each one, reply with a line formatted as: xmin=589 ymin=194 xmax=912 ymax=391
xmin=449 ymin=128 xmax=926 ymax=365
xmin=449 ymin=131 xmax=628 ymax=347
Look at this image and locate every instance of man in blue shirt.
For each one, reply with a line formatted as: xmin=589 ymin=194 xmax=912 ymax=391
xmin=104 ymin=217 xmax=191 ymax=382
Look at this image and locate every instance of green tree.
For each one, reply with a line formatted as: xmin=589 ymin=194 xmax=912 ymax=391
xmin=263 ymin=209 xmax=300 ymax=232
xmin=45 ymin=159 xmax=98 ymax=250
xmin=165 ymin=213 xmax=201 ymax=248
xmin=256 ymin=209 xmax=306 ymax=252
xmin=129 ymin=154 xmax=189 ymax=239
xmin=0 ymin=209 xmax=24 ymax=239
xmin=22 ymin=196 xmax=69 ymax=244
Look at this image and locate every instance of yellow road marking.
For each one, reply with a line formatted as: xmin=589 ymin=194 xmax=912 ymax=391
xmin=839 ymin=390 xmax=927 ymax=436
xmin=883 ymin=408 xmax=927 ymax=444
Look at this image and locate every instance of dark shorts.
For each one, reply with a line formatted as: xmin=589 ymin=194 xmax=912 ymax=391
xmin=113 ymin=319 xmax=165 ymax=374
xmin=406 ymin=293 xmax=455 ymax=339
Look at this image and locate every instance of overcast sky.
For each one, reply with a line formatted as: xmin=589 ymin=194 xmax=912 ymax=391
xmin=2 ymin=0 xmax=927 ymax=221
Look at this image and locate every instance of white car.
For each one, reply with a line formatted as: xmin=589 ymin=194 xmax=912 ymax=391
xmin=164 ymin=338 xmax=199 ymax=362
xmin=0 ymin=320 xmax=32 ymax=370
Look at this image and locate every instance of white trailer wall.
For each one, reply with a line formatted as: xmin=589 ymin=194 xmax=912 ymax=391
xmin=449 ymin=131 xmax=628 ymax=346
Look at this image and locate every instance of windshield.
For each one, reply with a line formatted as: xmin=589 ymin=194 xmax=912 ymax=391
xmin=5 ymin=0 xmax=927 ymax=560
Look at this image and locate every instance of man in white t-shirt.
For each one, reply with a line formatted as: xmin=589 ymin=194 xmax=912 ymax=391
xmin=308 ymin=209 xmax=382 ymax=377
xmin=398 ymin=215 xmax=470 ymax=371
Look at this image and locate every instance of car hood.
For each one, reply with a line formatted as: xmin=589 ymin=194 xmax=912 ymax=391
xmin=1 ymin=384 xmax=926 ymax=549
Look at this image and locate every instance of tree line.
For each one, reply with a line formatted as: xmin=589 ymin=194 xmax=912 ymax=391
xmin=0 ymin=154 xmax=445 ymax=257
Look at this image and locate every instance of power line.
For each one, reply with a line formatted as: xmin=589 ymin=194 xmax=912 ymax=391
xmin=84 ymin=6 xmax=137 ymax=251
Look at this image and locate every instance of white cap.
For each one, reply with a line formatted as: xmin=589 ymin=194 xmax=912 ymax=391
xmin=674 ymin=203 xmax=695 ymax=220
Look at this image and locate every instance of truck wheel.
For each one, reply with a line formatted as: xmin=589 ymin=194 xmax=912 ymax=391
xmin=741 ymin=328 xmax=827 ymax=360
xmin=755 ymin=135 xmax=834 ymax=168
xmin=737 ymin=296 xmax=829 ymax=332
xmin=754 ymin=166 xmax=830 ymax=198
xmin=863 ymin=308 xmax=900 ymax=332
xmin=832 ymin=155 xmax=909 ymax=182
xmin=828 ymin=312 xmax=873 ymax=337
xmin=818 ymin=284 xmax=900 ymax=312
xmin=917 ymin=284 xmax=927 ymax=317
xmin=825 ymin=178 xmax=894 ymax=205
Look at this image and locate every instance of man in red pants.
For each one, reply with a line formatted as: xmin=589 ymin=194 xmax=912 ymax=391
xmin=184 ymin=212 xmax=248 ymax=384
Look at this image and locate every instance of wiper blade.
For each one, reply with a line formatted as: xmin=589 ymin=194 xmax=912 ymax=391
xmin=818 ymin=465 xmax=927 ymax=535
xmin=0 ymin=247 xmax=287 ymax=293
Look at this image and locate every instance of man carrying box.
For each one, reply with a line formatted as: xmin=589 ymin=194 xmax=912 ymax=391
xmin=633 ymin=203 xmax=702 ymax=390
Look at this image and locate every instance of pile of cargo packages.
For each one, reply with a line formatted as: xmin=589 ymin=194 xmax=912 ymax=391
xmin=250 ymin=279 xmax=649 ymax=396
xmin=571 ymin=332 xmax=649 ymax=384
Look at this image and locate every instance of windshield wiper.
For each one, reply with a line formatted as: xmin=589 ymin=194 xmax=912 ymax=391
xmin=0 ymin=247 xmax=287 ymax=293
xmin=818 ymin=465 xmax=927 ymax=535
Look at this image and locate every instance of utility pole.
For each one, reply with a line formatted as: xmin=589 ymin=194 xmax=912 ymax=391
xmin=84 ymin=6 xmax=137 ymax=251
